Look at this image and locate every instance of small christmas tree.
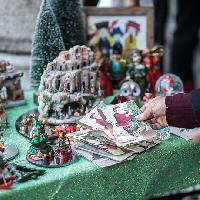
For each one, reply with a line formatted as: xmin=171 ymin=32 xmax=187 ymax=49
xmin=50 ymin=0 xmax=85 ymax=49
xmin=27 ymin=119 xmax=54 ymax=165
xmin=30 ymin=0 xmax=85 ymax=89
xmin=63 ymin=0 xmax=85 ymax=49
xmin=30 ymin=0 xmax=65 ymax=89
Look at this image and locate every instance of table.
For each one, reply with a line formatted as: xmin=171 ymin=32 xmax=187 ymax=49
xmin=1 ymin=91 xmax=200 ymax=200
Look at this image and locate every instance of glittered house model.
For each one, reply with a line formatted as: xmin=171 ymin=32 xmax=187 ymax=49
xmin=0 ymin=60 xmax=25 ymax=108
xmin=38 ymin=45 xmax=102 ymax=124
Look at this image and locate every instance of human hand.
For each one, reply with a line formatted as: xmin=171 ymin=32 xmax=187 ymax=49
xmin=191 ymin=128 xmax=200 ymax=143
xmin=136 ymin=96 xmax=168 ymax=129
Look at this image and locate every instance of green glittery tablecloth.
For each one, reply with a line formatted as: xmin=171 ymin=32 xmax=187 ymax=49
xmin=1 ymin=91 xmax=200 ymax=200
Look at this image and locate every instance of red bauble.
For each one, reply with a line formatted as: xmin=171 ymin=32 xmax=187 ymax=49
xmin=111 ymin=96 xmax=128 ymax=104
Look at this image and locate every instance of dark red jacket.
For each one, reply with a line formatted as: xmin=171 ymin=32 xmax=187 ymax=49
xmin=166 ymin=89 xmax=200 ymax=128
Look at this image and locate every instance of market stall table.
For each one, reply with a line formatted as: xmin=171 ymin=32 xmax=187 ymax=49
xmin=1 ymin=92 xmax=200 ymax=200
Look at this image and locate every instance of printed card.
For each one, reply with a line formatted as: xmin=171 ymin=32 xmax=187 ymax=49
xmin=72 ymin=130 xmax=131 ymax=156
xmin=74 ymin=142 xmax=134 ymax=162
xmin=97 ymin=100 xmax=154 ymax=146
xmin=79 ymin=106 xmax=114 ymax=140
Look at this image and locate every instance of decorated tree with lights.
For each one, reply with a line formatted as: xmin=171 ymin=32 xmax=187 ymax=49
xmin=27 ymin=119 xmax=53 ymax=165
xmin=30 ymin=0 xmax=85 ymax=89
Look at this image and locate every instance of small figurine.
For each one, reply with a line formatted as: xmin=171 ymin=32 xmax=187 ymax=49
xmin=95 ymin=21 xmax=112 ymax=57
xmin=108 ymin=54 xmax=127 ymax=88
xmin=27 ymin=118 xmax=54 ymax=166
xmin=143 ymin=88 xmax=153 ymax=103
xmin=76 ymin=124 xmax=83 ymax=131
xmin=128 ymin=49 xmax=146 ymax=96
xmin=143 ymin=46 xmax=163 ymax=94
xmin=112 ymin=27 xmax=123 ymax=55
xmin=96 ymin=53 xmax=113 ymax=97
xmin=67 ymin=106 xmax=73 ymax=116
xmin=54 ymin=127 xmax=73 ymax=165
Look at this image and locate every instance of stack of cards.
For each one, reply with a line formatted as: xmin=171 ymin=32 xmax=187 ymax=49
xmin=70 ymin=100 xmax=160 ymax=167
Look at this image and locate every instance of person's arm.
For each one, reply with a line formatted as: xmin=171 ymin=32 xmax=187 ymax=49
xmin=166 ymin=93 xmax=200 ymax=128
xmin=190 ymin=89 xmax=200 ymax=123
xmin=136 ymin=92 xmax=200 ymax=130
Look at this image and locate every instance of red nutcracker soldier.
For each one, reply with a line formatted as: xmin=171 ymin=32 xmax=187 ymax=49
xmin=94 ymin=48 xmax=112 ymax=97
xmin=143 ymin=47 xmax=163 ymax=94
xmin=99 ymin=58 xmax=113 ymax=97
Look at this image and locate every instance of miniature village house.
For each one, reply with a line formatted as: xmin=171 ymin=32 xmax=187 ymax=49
xmin=38 ymin=45 xmax=102 ymax=124
xmin=0 ymin=60 xmax=25 ymax=107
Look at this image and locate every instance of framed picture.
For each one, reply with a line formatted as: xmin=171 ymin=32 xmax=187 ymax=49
xmin=83 ymin=6 xmax=153 ymax=57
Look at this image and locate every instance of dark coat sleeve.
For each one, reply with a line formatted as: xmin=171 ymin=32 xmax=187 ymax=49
xmin=166 ymin=93 xmax=200 ymax=129
xmin=190 ymin=89 xmax=200 ymax=124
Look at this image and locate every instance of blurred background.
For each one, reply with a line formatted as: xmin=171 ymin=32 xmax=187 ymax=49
xmin=0 ymin=0 xmax=199 ymax=91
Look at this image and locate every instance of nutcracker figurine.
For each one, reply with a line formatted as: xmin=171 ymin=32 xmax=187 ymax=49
xmin=112 ymin=27 xmax=123 ymax=55
xmin=94 ymin=48 xmax=113 ymax=97
xmin=95 ymin=21 xmax=112 ymax=57
xmin=143 ymin=46 xmax=163 ymax=94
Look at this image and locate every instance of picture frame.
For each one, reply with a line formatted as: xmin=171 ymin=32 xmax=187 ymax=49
xmin=83 ymin=6 xmax=154 ymax=56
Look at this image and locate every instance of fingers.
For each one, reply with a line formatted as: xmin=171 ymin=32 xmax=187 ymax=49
xmin=192 ymin=130 xmax=200 ymax=143
xmin=136 ymin=106 xmax=152 ymax=121
xmin=140 ymin=105 xmax=146 ymax=113
xmin=147 ymin=117 xmax=167 ymax=130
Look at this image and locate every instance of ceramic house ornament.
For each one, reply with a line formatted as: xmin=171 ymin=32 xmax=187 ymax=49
xmin=38 ymin=45 xmax=102 ymax=124
xmin=0 ymin=60 xmax=25 ymax=108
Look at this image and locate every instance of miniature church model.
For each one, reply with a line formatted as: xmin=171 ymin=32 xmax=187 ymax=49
xmin=0 ymin=60 xmax=25 ymax=108
xmin=38 ymin=45 xmax=102 ymax=124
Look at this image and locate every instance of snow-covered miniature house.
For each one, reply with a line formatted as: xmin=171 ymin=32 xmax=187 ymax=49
xmin=0 ymin=60 xmax=25 ymax=108
xmin=38 ymin=45 xmax=102 ymax=124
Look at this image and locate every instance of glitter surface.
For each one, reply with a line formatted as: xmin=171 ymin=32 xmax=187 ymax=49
xmin=0 ymin=91 xmax=200 ymax=200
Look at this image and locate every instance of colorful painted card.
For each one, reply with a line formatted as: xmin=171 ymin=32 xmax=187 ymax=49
xmin=72 ymin=130 xmax=131 ymax=156
xmin=74 ymin=142 xmax=135 ymax=162
xmin=79 ymin=106 xmax=115 ymax=140
xmin=97 ymin=100 xmax=155 ymax=146
xmin=74 ymin=147 xmax=120 ymax=167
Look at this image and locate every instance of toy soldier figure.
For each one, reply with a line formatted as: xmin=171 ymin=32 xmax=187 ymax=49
xmin=112 ymin=27 xmax=123 ymax=55
xmin=95 ymin=21 xmax=112 ymax=57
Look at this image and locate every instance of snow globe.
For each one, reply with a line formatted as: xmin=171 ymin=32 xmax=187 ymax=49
xmin=155 ymin=73 xmax=184 ymax=96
